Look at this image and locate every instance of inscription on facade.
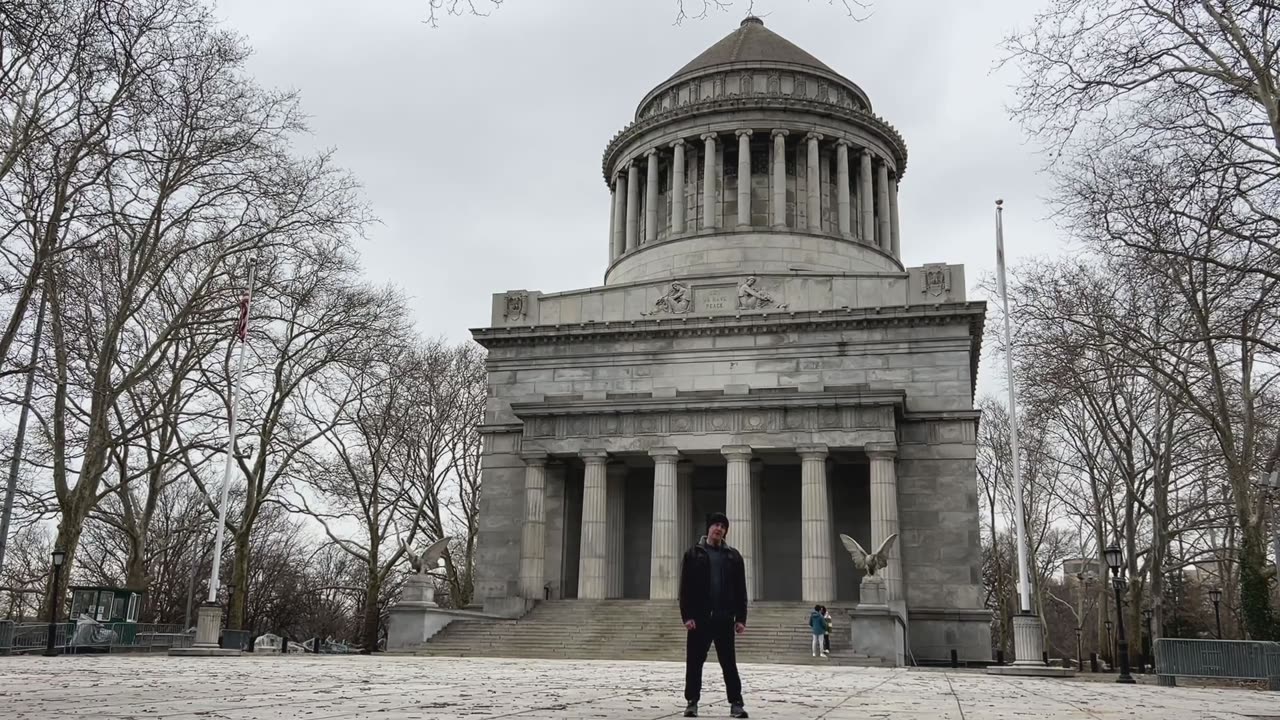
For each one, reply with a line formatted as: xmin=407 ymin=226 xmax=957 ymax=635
xmin=695 ymin=287 xmax=735 ymax=313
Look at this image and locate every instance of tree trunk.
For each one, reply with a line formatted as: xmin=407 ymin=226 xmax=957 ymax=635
xmin=228 ymin=531 xmax=250 ymax=631
xmin=1240 ymin=527 xmax=1278 ymax=640
xmin=361 ymin=571 xmax=381 ymax=654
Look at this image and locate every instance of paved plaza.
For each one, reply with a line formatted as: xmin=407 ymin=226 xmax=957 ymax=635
xmin=0 ymin=656 xmax=1275 ymax=719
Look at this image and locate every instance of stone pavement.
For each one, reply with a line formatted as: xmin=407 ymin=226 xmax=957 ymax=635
xmin=0 ymin=655 xmax=1275 ymax=719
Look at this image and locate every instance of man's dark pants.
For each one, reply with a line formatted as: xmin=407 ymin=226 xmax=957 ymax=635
xmin=684 ymin=616 xmax=743 ymax=706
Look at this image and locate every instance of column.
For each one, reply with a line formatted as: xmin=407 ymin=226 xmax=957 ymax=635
xmin=625 ymin=162 xmax=640 ymax=251
xmin=608 ymin=184 xmax=617 ymax=261
xmin=736 ymin=129 xmax=752 ymax=227
xmin=519 ymin=451 xmax=548 ymax=599
xmin=867 ymin=443 xmax=903 ymax=601
xmin=806 ymin=133 xmax=823 ymax=230
xmin=771 ymin=130 xmax=788 ymax=228
xmin=889 ymin=174 xmax=901 ymax=258
xmin=859 ymin=151 xmax=874 ymax=243
xmin=645 ymin=148 xmax=659 ymax=244
xmin=876 ymin=161 xmax=891 ymax=252
xmin=749 ymin=459 xmax=765 ymax=600
xmin=701 ymin=133 xmax=718 ymax=230
xmin=577 ymin=449 xmax=609 ymax=599
xmin=836 ymin=141 xmax=851 ymax=237
xmin=671 ymin=140 xmax=686 ymax=234
xmin=677 ymin=461 xmax=694 ymax=549
xmin=649 ymin=447 xmax=680 ymax=599
xmin=798 ymin=445 xmax=835 ymax=602
xmin=611 ymin=174 xmax=627 ymax=258
xmin=722 ymin=445 xmax=756 ymax=601
xmin=606 ymin=462 xmax=627 ymax=598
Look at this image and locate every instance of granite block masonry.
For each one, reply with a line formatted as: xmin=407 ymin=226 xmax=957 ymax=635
xmin=470 ymin=17 xmax=992 ymax=664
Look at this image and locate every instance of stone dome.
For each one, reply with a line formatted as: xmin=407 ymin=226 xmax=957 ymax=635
xmin=668 ymin=16 xmax=837 ymax=83
xmin=600 ymin=18 xmax=907 ymax=286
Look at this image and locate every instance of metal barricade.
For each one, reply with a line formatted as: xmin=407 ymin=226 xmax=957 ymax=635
xmin=1155 ymin=638 xmax=1280 ymax=690
xmin=0 ymin=620 xmax=13 ymax=654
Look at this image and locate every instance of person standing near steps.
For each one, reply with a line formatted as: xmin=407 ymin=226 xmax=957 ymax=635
xmin=678 ymin=512 xmax=749 ymax=718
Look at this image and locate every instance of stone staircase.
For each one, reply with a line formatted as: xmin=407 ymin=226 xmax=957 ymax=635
xmin=411 ymin=600 xmax=887 ymax=666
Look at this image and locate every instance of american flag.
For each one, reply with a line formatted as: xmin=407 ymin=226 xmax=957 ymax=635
xmin=235 ymin=291 xmax=251 ymax=342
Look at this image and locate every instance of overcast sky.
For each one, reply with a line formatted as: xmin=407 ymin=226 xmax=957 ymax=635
xmin=213 ymin=0 xmax=1066 ymax=395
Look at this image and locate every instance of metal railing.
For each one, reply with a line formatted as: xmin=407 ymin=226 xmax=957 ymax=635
xmin=1154 ymin=638 xmax=1280 ymax=690
xmin=1 ymin=621 xmax=192 ymax=654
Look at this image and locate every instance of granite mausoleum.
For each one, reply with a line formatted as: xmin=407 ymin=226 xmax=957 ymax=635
xmin=468 ymin=17 xmax=991 ymax=663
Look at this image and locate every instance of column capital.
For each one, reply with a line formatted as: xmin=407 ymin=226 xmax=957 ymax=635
xmin=580 ymin=448 xmax=609 ymax=465
xmin=670 ymin=138 xmax=686 ymax=149
xmin=797 ymin=444 xmax=829 ymax=460
xmin=520 ymin=450 xmax=548 ymax=466
xmin=701 ymin=132 xmax=718 ymax=142
xmin=865 ymin=442 xmax=897 ymax=460
xmin=648 ymin=447 xmax=681 ymax=462
xmin=721 ymin=445 xmax=753 ymax=462
xmin=645 ymin=147 xmax=659 ymax=158
xmin=835 ymin=138 xmax=853 ymax=148
xmin=771 ymin=128 xmax=790 ymax=139
xmin=735 ymin=128 xmax=753 ymax=138
xmin=806 ymin=132 xmax=825 ymax=142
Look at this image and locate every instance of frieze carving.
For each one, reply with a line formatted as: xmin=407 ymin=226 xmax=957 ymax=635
xmin=737 ymin=276 xmax=788 ymax=310
xmin=642 ymin=281 xmax=692 ymax=316
xmin=922 ymin=263 xmax=952 ymax=298
xmin=503 ymin=292 xmax=528 ymax=322
xmin=521 ymin=406 xmax=895 ymax=439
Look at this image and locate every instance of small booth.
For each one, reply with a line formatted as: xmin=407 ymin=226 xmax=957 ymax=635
xmin=67 ymin=586 xmax=144 ymax=650
xmin=69 ymin=586 xmax=143 ymax=623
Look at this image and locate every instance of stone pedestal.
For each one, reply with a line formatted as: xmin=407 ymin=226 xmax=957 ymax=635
xmin=387 ymin=605 xmax=454 ymax=651
xmin=858 ymin=576 xmax=886 ymax=608
xmin=848 ymin=606 xmax=902 ymax=666
xmin=986 ymin=613 xmax=1076 ymax=677
xmin=168 ymin=603 xmax=241 ymax=656
xmin=401 ymin=575 xmax=438 ymax=606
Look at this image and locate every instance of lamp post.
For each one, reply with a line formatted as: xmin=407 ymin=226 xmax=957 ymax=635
xmin=1104 ymin=619 xmax=1113 ymax=667
xmin=1142 ymin=608 xmax=1154 ymax=673
xmin=1074 ymin=626 xmax=1083 ymax=670
xmin=1104 ymin=543 xmax=1135 ymax=683
xmin=43 ymin=548 xmax=66 ymax=657
xmin=1208 ymin=587 xmax=1223 ymax=639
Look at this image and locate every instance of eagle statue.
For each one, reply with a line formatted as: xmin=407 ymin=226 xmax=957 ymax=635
xmin=838 ymin=533 xmax=899 ymax=577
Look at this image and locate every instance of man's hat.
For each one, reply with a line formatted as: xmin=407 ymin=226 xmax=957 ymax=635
xmin=706 ymin=512 xmax=729 ymax=530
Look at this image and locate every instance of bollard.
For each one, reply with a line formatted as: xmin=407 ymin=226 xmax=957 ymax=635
xmin=1042 ymin=651 xmax=1049 ymax=666
xmin=996 ymin=650 xmax=1005 ymax=666
xmin=1090 ymin=653 xmax=1099 ymax=673
xmin=313 ymin=636 xmax=321 ymax=654
xmin=950 ymin=649 xmax=958 ymax=668
xmin=281 ymin=635 xmax=289 ymax=654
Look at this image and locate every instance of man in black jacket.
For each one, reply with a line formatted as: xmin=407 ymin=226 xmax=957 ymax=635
xmin=678 ymin=512 xmax=748 ymax=718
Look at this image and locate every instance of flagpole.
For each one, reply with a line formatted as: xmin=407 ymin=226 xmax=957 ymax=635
xmin=994 ymin=199 xmax=1033 ymax=614
xmin=986 ymin=199 xmax=1069 ymax=675
xmin=207 ymin=258 xmax=257 ymax=604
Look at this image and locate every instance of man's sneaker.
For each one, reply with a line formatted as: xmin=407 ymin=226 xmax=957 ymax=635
xmin=683 ymin=702 xmax=698 ymax=717
xmin=730 ymin=704 xmax=749 ymax=718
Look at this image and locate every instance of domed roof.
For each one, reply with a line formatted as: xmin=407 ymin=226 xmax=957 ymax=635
xmin=668 ymin=16 xmax=837 ymax=81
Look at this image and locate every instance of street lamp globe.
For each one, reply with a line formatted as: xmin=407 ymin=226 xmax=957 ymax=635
xmin=1104 ymin=544 xmax=1123 ymax=574
xmin=1208 ymin=587 xmax=1222 ymax=604
xmin=51 ymin=548 xmax=65 ymax=567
